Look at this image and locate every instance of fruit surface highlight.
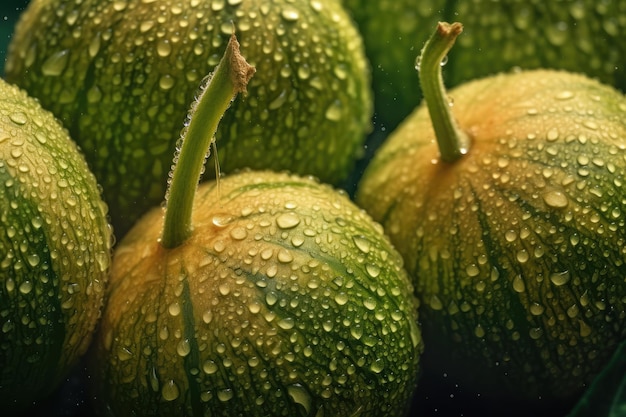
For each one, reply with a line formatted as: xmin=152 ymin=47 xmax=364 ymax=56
xmin=357 ymin=22 xmax=626 ymax=407
xmin=342 ymin=0 xmax=626 ymax=131
xmin=6 ymin=0 xmax=373 ymax=237
xmin=0 ymin=78 xmax=112 ymax=410
xmin=90 ymin=34 xmax=421 ymax=417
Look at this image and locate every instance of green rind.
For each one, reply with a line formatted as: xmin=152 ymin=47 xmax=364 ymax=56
xmin=91 ymin=170 xmax=421 ymax=417
xmin=341 ymin=0 xmax=626 ymax=131
xmin=0 ymin=78 xmax=112 ymax=410
xmin=0 ymin=166 xmax=65 ymax=406
xmin=5 ymin=0 xmax=373 ymax=237
xmin=356 ymin=69 xmax=626 ymax=405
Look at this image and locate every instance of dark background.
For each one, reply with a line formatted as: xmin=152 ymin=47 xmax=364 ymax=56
xmin=0 ymin=1 xmax=581 ymax=417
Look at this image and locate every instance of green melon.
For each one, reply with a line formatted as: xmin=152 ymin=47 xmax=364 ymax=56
xmin=357 ymin=22 xmax=626 ymax=409
xmin=5 ymin=0 xmax=372 ymax=237
xmin=90 ymin=169 xmax=422 ymax=416
xmin=88 ymin=33 xmax=420 ymax=417
xmin=341 ymin=0 xmax=626 ymax=131
xmin=0 ymin=78 xmax=112 ymax=410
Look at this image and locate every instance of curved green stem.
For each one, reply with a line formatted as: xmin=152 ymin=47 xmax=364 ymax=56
xmin=161 ymin=33 xmax=255 ymax=249
xmin=417 ymin=22 xmax=469 ymax=162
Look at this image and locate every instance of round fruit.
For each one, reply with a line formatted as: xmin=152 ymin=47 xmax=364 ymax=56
xmin=0 ymin=78 xmax=112 ymax=410
xmin=92 ymin=170 xmax=422 ymax=416
xmin=5 ymin=0 xmax=373 ymax=237
xmin=89 ymin=35 xmax=421 ymax=417
xmin=357 ymin=22 xmax=626 ymax=407
xmin=341 ymin=0 xmax=626 ymax=131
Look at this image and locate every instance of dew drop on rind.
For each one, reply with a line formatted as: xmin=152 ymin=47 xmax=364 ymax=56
xmin=352 ymin=235 xmax=371 ymax=253
xmin=229 ymin=227 xmax=248 ymax=240
xmin=161 ymin=380 xmax=180 ymax=401
xmin=512 ymin=275 xmax=526 ymax=293
xmin=217 ymin=389 xmax=233 ymax=402
xmin=287 ymin=384 xmax=312 ymax=414
xmin=281 ymin=6 xmax=300 ymax=22
xmin=542 ymin=190 xmax=569 ymax=208
xmin=550 ymin=271 xmax=571 ymax=286
xmin=9 ymin=112 xmax=28 ymax=125
xmin=276 ymin=212 xmax=300 ymax=229
xmin=41 ymin=49 xmax=70 ymax=76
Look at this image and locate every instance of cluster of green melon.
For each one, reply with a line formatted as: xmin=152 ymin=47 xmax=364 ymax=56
xmin=1 ymin=1 xmax=626 ymax=416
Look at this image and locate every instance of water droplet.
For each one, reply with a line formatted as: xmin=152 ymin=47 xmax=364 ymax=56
xmin=26 ymin=254 xmax=40 ymax=267
xmin=278 ymin=317 xmax=295 ymax=330
xmin=281 ymin=6 xmax=300 ymax=21
xmin=583 ymin=120 xmax=599 ymax=130
xmin=10 ymin=147 xmax=23 ymax=159
xmin=9 ymin=112 xmax=28 ymax=125
xmin=229 ymin=227 xmax=247 ymax=240
xmin=325 ymin=100 xmax=342 ymax=121
xmin=159 ymin=74 xmax=175 ymax=90
xmin=567 ymin=304 xmax=579 ymax=318
xmin=546 ymin=21 xmax=568 ymax=46
xmin=203 ymin=360 xmax=218 ymax=374
xmin=365 ymin=264 xmax=380 ymax=278
xmin=156 ymin=39 xmax=172 ymax=57
xmin=505 ymin=230 xmax=517 ymax=242
xmin=218 ymin=283 xmax=230 ymax=296
xmin=212 ymin=214 xmax=234 ymax=227
xmin=429 ymin=294 xmax=443 ymax=310
xmin=213 ymin=240 xmax=226 ymax=253
xmin=217 ymin=389 xmax=233 ymax=402
xmin=542 ymin=190 xmax=569 ymax=208
xmin=287 ymin=384 xmax=312 ymax=414
xmin=19 ymin=280 xmax=33 ymax=294
xmin=512 ymin=275 xmax=525 ymax=292
xmin=529 ymin=302 xmax=545 ymax=316
xmin=310 ymin=0 xmax=323 ymax=12
xmin=546 ymin=128 xmax=559 ymax=141
xmin=529 ymin=327 xmax=543 ymax=340
xmin=550 ymin=271 xmax=570 ymax=286
xmin=168 ymin=302 xmax=181 ymax=316
xmin=117 ymin=347 xmax=133 ymax=361
xmin=88 ymin=35 xmax=101 ymax=57
xmin=297 ymin=64 xmax=311 ymax=80
xmin=269 ymin=90 xmax=287 ymax=110
xmin=516 ymin=250 xmax=529 ymax=263
xmin=113 ymin=0 xmax=128 ymax=11
xmin=370 ymin=358 xmax=384 ymax=373
xmin=334 ymin=292 xmax=348 ymax=306
xmin=363 ymin=298 xmax=377 ymax=311
xmin=41 ymin=50 xmax=70 ymax=76
xmin=277 ymin=249 xmax=293 ymax=263
xmin=276 ymin=213 xmax=300 ymax=229
xmin=350 ymin=325 xmax=363 ymax=340
xmin=578 ymin=320 xmax=592 ymax=337
xmin=162 ymin=380 xmax=180 ymax=401
xmin=177 ymin=339 xmax=191 ymax=357
xmin=352 ymin=235 xmax=371 ymax=253
xmin=555 ymin=90 xmax=574 ymax=100
xmin=465 ymin=264 xmax=480 ymax=277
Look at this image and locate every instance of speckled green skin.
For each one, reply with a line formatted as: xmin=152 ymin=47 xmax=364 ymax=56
xmin=5 ymin=0 xmax=372 ymax=238
xmin=0 ymin=78 xmax=112 ymax=410
xmin=90 ymin=170 xmax=421 ymax=417
xmin=342 ymin=0 xmax=626 ymax=131
xmin=357 ymin=69 xmax=626 ymax=406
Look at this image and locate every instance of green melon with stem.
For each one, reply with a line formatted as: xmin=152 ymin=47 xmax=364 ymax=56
xmin=357 ymin=21 xmax=626 ymax=410
xmin=5 ymin=0 xmax=372 ymax=238
xmin=89 ymin=34 xmax=421 ymax=417
xmin=341 ymin=0 xmax=626 ymax=132
xmin=0 ymin=78 xmax=112 ymax=411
